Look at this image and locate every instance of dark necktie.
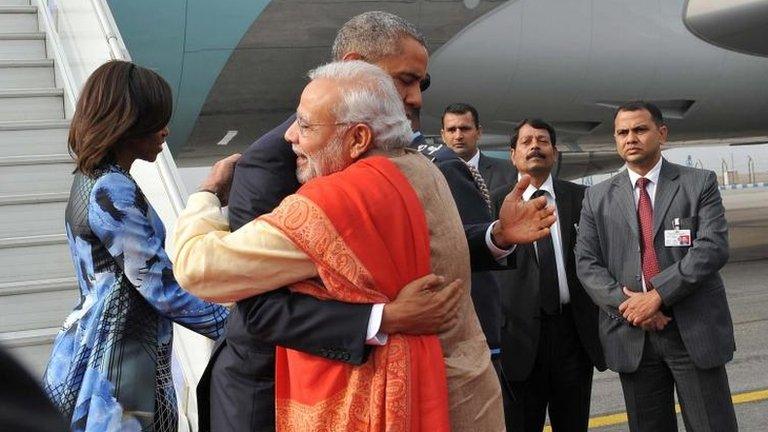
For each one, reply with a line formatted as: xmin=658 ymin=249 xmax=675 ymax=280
xmin=465 ymin=163 xmax=492 ymax=214
xmin=636 ymin=178 xmax=660 ymax=289
xmin=532 ymin=189 xmax=560 ymax=314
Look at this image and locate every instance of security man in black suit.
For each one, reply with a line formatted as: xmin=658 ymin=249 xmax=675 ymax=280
xmin=491 ymin=119 xmax=605 ymax=432
xmin=0 ymin=345 xmax=67 ymax=432
xmin=441 ymin=102 xmax=516 ymax=192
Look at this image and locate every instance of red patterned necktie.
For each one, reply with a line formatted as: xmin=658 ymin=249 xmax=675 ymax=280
xmin=636 ymin=177 xmax=660 ymax=289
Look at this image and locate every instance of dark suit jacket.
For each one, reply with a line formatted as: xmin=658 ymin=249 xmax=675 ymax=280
xmin=575 ymin=160 xmax=735 ymax=373
xmin=414 ymin=138 xmax=505 ymax=348
xmin=0 ymin=346 xmax=68 ymax=432
xmin=412 ymin=137 xmax=507 ymax=271
xmin=199 ymin=116 xmax=372 ymax=432
xmin=478 ymin=152 xmax=516 ymax=192
xmin=491 ymin=179 xmax=605 ymax=380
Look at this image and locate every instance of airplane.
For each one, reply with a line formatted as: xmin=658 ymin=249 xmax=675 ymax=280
xmin=100 ymin=0 xmax=768 ymax=174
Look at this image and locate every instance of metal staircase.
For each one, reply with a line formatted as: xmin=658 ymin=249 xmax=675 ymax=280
xmin=0 ymin=0 xmax=77 ymax=376
xmin=0 ymin=2 xmax=210 ymax=428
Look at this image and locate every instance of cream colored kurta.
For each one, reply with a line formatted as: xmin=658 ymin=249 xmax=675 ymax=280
xmin=171 ymin=151 xmax=504 ymax=431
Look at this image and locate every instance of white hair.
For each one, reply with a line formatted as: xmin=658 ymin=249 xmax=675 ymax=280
xmin=308 ymin=60 xmax=412 ymax=150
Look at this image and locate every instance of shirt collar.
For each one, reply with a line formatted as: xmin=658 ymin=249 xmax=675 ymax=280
xmin=627 ymin=157 xmax=663 ymax=189
xmin=519 ymin=173 xmax=555 ymax=201
xmin=466 ymin=149 xmax=481 ymax=169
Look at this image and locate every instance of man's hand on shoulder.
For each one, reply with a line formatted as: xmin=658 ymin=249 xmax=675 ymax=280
xmin=492 ymin=174 xmax=557 ymax=247
xmin=199 ymin=153 xmax=242 ymax=206
xmin=380 ymin=274 xmax=463 ymax=335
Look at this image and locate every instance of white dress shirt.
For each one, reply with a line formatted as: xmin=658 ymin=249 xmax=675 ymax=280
xmin=625 ymin=157 xmax=663 ymax=291
xmin=465 ymin=149 xmax=480 ymax=170
xmin=626 ymin=157 xmax=663 ymax=207
xmin=521 ymin=174 xmax=571 ymax=304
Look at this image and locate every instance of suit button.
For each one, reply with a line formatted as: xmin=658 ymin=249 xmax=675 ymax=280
xmin=342 ymin=353 xmax=350 ymax=361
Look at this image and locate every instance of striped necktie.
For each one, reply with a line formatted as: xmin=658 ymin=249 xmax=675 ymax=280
xmin=465 ymin=162 xmax=492 ymax=214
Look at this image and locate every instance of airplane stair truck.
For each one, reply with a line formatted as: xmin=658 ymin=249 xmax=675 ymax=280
xmin=0 ymin=1 xmax=211 ymax=430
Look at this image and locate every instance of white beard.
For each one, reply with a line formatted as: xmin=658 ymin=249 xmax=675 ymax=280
xmin=295 ymin=134 xmax=348 ymax=183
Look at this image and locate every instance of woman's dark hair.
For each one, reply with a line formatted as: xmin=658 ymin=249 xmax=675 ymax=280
xmin=68 ymin=60 xmax=173 ymax=176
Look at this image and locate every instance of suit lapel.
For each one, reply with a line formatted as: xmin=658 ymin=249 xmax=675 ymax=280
xmin=652 ymin=159 xmax=680 ymax=237
xmin=478 ymin=153 xmax=493 ymax=185
xmin=612 ymin=171 xmax=639 ymax=238
xmin=553 ymin=180 xmax=572 ymax=255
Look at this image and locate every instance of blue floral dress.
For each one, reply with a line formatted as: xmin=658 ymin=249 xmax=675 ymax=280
xmin=43 ymin=165 xmax=228 ymax=431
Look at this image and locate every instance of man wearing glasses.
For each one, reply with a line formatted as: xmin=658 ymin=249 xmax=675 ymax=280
xmin=200 ymin=11 xmax=555 ymax=432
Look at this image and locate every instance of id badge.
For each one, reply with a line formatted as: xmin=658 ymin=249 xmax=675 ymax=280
xmin=665 ymin=229 xmax=692 ymax=247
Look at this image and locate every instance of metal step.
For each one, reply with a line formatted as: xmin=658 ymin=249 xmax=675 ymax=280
xmin=0 ymin=276 xmax=77 ymax=295
xmin=0 ymin=234 xmax=72 ymax=284
xmin=0 ymin=278 xmax=78 ymax=333
xmin=0 ymin=59 xmax=54 ymax=88
xmin=0 ymin=154 xmax=72 ymax=195
xmin=0 ymin=88 xmax=64 ymax=121
xmin=0 ymin=327 xmax=58 ymax=377
xmin=0 ymin=6 xmax=37 ymax=34
xmin=0 ymin=120 xmax=69 ymax=157
xmin=0 ymin=196 xmax=66 ymax=238
xmin=0 ymin=32 xmax=45 ymax=60
xmin=0 ymin=0 xmax=30 ymax=6
xmin=0 ymin=191 xmax=68 ymax=205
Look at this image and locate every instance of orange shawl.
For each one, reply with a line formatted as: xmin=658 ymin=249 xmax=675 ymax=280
xmin=261 ymin=156 xmax=450 ymax=431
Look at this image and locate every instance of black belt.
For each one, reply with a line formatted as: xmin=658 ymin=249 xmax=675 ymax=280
xmin=541 ymin=302 xmax=571 ymax=317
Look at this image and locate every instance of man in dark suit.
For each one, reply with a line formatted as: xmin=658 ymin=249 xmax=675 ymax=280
xmin=0 ymin=346 xmax=68 ymax=432
xmin=491 ymin=119 xmax=604 ymax=432
xmin=575 ymin=101 xmax=737 ymax=431
xmin=202 ymin=11 xmax=554 ymax=432
xmin=437 ymin=102 xmax=514 ymax=364
xmin=441 ymin=102 xmax=516 ymax=192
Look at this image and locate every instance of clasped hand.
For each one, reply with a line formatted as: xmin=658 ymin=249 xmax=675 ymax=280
xmin=619 ymin=287 xmax=671 ymax=331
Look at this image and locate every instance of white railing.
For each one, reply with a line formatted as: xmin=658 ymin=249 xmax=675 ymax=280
xmin=34 ymin=1 xmax=210 ymax=430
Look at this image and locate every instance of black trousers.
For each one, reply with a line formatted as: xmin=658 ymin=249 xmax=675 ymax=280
xmin=502 ymin=306 xmax=594 ymax=432
xmin=619 ymin=322 xmax=738 ymax=432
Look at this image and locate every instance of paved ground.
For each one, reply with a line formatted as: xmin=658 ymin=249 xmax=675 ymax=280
xmin=585 ymin=259 xmax=768 ymax=431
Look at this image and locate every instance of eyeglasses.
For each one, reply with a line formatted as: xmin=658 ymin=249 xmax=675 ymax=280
xmin=420 ymin=73 xmax=431 ymax=92
xmin=296 ymin=117 xmax=351 ymax=137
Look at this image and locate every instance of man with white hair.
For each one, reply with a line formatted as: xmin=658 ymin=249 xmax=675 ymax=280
xmin=191 ymin=11 xmax=554 ymax=432
xmin=173 ymin=60 xmax=514 ymax=430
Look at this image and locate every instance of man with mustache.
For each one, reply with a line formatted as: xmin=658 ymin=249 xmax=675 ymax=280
xmin=491 ymin=119 xmax=604 ymax=432
xmin=194 ymin=11 xmax=554 ymax=432
xmin=173 ymin=60 xmax=513 ymax=430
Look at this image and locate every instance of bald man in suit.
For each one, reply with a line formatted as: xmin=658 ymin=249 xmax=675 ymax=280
xmin=575 ymin=101 xmax=737 ymax=432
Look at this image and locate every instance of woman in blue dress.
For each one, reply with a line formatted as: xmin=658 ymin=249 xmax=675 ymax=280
xmin=43 ymin=60 xmax=228 ymax=432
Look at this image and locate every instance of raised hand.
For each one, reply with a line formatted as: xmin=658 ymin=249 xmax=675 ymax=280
xmin=492 ymin=174 xmax=557 ymax=247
